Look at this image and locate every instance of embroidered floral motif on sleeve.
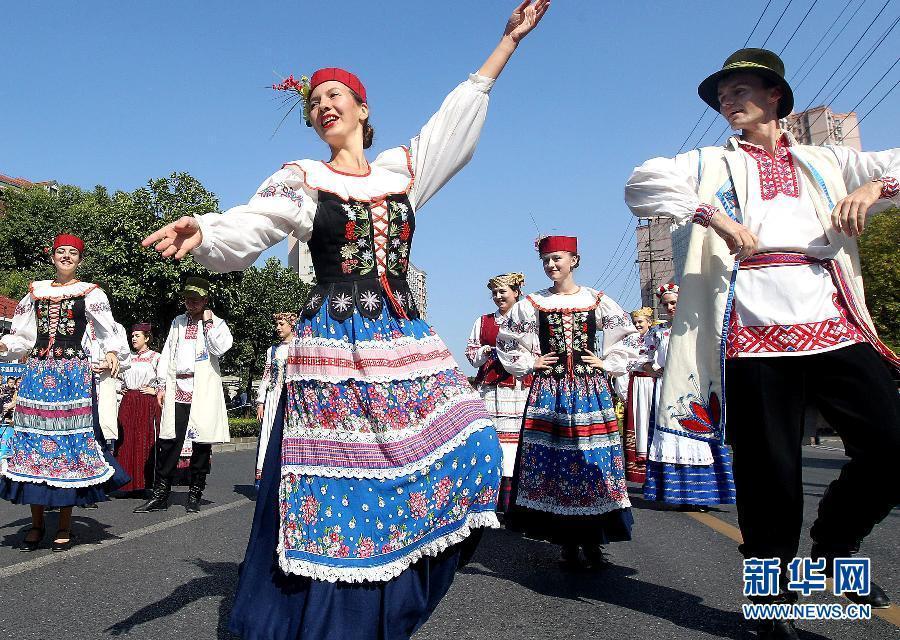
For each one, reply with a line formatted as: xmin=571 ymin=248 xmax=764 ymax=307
xmin=88 ymin=302 xmax=112 ymax=313
xmin=14 ymin=301 xmax=32 ymax=316
xmin=692 ymin=203 xmax=717 ymax=227
xmin=601 ymin=313 xmax=629 ymax=330
xmin=257 ymin=183 xmax=304 ymax=205
xmin=876 ymin=175 xmax=899 ymax=199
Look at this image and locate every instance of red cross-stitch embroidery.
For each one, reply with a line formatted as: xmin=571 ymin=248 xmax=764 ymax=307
xmin=740 ymin=135 xmax=799 ymax=201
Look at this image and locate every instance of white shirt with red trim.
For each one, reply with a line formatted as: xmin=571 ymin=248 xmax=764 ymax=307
xmin=727 ymin=136 xmax=865 ymax=358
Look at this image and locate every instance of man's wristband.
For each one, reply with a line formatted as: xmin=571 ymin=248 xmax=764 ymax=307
xmin=692 ymin=203 xmax=717 ymax=227
xmin=875 ymin=176 xmax=899 ymax=199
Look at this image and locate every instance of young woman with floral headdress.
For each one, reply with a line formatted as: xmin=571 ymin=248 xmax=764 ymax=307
xmin=0 ymin=234 xmax=130 ymax=551
xmin=466 ymin=272 xmax=530 ymax=512
xmin=642 ymin=283 xmax=736 ymax=511
xmin=620 ymin=306 xmax=655 ymax=484
xmin=254 ymin=312 xmax=296 ymax=487
xmin=143 ymin=2 xmax=549 ymax=637
xmin=497 ymin=235 xmax=639 ymax=569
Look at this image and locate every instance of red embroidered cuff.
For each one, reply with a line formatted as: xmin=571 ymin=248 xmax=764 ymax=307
xmin=692 ymin=203 xmax=717 ymax=227
xmin=876 ymin=176 xmax=899 ymax=199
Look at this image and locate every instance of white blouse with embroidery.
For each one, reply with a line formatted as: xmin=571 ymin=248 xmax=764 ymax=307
xmin=496 ymin=287 xmax=639 ymax=378
xmin=1 ymin=281 xmax=130 ymax=363
xmin=157 ymin=314 xmax=233 ymax=400
xmin=190 ymin=74 xmax=494 ymax=274
xmin=120 ymin=349 xmax=161 ymax=390
xmin=625 ymin=135 xmax=900 ymax=358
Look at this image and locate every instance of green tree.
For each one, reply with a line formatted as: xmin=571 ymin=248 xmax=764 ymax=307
xmin=0 ymin=174 xmax=309 ymax=375
xmin=218 ymin=257 xmax=310 ymax=393
xmin=859 ymin=208 xmax=900 ymax=353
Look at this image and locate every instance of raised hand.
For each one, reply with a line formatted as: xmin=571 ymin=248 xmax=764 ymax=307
xmin=504 ymin=0 xmax=551 ymax=43
xmin=831 ymin=180 xmax=882 ymax=237
xmin=142 ymin=216 xmax=203 ymax=260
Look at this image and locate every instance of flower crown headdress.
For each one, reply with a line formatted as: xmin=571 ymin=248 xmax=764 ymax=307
xmin=656 ymin=282 xmax=680 ymax=298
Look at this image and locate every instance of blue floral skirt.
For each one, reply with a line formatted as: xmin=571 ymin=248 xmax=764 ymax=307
xmin=229 ymin=396 xmax=481 ymax=640
xmin=506 ymin=372 xmax=633 ymax=546
xmin=0 ymin=353 xmax=129 ymax=507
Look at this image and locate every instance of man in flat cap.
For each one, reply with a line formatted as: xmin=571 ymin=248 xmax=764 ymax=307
xmin=135 ymin=277 xmax=233 ymax=514
xmin=626 ymin=48 xmax=899 ymax=639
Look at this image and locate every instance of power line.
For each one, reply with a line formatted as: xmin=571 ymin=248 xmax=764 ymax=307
xmin=801 ymin=16 xmax=900 ymax=136
xmin=761 ymin=0 xmax=798 ymax=48
xmin=779 ymin=0 xmax=820 ymax=54
xmin=840 ymin=74 xmax=900 ymax=140
xmin=615 ymin=263 xmax=639 ymax=304
xmin=673 ymin=0 xmax=775 ymax=154
xmin=590 ymin=219 xmax=635 ymax=290
xmin=746 ymin=0 xmax=776 ymax=46
xmin=791 ymin=0 xmax=866 ymax=87
xmin=798 ymin=0 xmax=893 ymax=113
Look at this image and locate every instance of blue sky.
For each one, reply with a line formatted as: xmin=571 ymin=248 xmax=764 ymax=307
xmin=3 ymin=0 xmax=898 ymax=372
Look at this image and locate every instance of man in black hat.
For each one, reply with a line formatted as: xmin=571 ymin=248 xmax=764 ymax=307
xmin=626 ymin=48 xmax=899 ymax=639
xmin=135 ymin=277 xmax=233 ymax=514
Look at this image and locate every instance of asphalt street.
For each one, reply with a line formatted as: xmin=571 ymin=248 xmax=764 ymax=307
xmin=0 ymin=444 xmax=896 ymax=640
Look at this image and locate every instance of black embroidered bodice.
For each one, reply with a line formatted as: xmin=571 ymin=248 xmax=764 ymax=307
xmin=33 ymin=294 xmax=89 ymax=358
xmin=537 ymin=308 xmax=598 ymax=379
xmin=302 ymin=190 xmax=419 ymax=321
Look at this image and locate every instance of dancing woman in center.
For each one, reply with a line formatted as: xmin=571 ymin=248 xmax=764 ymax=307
xmin=143 ymin=3 xmax=550 ymax=638
xmin=497 ymin=235 xmax=638 ymax=569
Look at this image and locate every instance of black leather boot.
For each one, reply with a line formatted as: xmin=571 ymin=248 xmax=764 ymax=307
xmin=133 ymin=478 xmax=171 ymax=513
xmin=185 ymin=473 xmax=206 ymax=513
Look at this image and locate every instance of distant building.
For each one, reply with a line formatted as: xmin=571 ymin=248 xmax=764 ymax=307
xmin=406 ymin=263 xmax=428 ymax=319
xmin=784 ymin=106 xmax=861 ymax=151
xmin=0 ymin=173 xmax=58 ymax=213
xmin=644 ymin=106 xmax=865 ymax=300
xmin=288 ymin=236 xmax=428 ymax=318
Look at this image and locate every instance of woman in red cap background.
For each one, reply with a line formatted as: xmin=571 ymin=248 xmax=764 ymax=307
xmin=465 ymin=272 xmax=531 ymax=513
xmin=143 ymin=2 xmax=549 ymax=638
xmin=497 ymin=235 xmax=639 ymax=569
xmin=115 ymin=323 xmax=161 ymax=496
xmin=0 ymin=234 xmax=130 ymax=551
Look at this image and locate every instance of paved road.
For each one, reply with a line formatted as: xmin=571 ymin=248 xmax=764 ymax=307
xmin=0 ymin=445 xmax=896 ymax=640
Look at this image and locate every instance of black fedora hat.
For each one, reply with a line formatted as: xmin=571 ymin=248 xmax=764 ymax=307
xmin=698 ymin=48 xmax=794 ymax=119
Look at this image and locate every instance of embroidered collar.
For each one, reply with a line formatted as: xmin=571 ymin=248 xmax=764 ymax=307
xmin=283 ymin=145 xmax=414 ymax=203
xmin=736 ymin=132 xmax=799 ymax=201
xmin=30 ymin=280 xmax=99 ymax=300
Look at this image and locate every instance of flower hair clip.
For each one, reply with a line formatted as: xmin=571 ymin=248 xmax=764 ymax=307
xmin=272 ymin=74 xmax=313 ymax=128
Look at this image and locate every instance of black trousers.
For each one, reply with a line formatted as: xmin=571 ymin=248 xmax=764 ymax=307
xmin=726 ymin=343 xmax=900 ymax=567
xmin=156 ymin=402 xmax=212 ymax=483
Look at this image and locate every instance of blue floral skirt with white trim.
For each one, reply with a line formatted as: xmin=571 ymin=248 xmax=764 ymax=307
xmin=642 ymin=381 xmax=736 ymax=505
xmin=0 ymin=352 xmax=129 ymax=507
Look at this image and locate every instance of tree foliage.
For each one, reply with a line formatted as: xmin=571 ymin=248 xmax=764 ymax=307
xmin=859 ymin=207 xmax=900 ymax=353
xmin=0 ymin=174 xmax=310 ymax=380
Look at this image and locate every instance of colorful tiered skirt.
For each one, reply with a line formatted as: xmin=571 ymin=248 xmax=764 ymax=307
xmin=506 ymin=372 xmax=633 ymax=545
xmin=229 ymin=300 xmax=501 ymax=640
xmin=0 ymin=349 xmax=129 ymax=506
